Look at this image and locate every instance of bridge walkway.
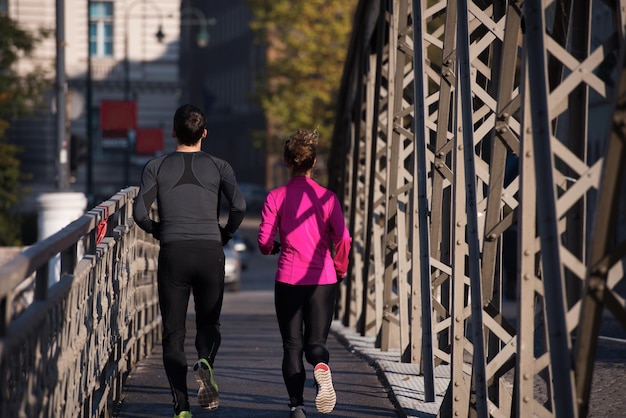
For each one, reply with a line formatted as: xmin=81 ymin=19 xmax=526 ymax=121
xmin=114 ymin=290 xmax=406 ymax=418
xmin=113 ymin=218 xmax=424 ymax=418
xmin=113 ymin=220 xmax=626 ymax=418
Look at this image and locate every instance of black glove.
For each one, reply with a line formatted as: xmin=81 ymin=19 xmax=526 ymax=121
xmin=151 ymin=220 xmax=161 ymax=240
xmin=337 ymin=273 xmax=345 ymax=284
xmin=270 ymin=241 xmax=281 ymax=255
xmin=219 ymin=226 xmax=233 ymax=246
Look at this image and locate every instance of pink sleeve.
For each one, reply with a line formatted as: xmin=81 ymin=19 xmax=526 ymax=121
xmin=329 ymin=195 xmax=352 ymax=277
xmin=258 ymin=192 xmax=279 ymax=255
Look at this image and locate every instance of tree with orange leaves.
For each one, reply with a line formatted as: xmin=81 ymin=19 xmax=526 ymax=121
xmin=245 ymin=0 xmax=358 ymax=169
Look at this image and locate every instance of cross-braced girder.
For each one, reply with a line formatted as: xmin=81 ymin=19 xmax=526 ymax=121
xmin=329 ymin=0 xmax=626 ymax=416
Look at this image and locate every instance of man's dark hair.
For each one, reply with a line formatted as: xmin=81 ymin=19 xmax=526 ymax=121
xmin=173 ymin=104 xmax=207 ymax=146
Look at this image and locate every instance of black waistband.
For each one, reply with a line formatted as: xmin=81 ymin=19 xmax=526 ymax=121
xmin=160 ymin=240 xmax=222 ymax=249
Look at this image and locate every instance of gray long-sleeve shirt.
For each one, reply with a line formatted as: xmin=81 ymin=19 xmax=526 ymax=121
xmin=133 ymin=151 xmax=246 ymax=243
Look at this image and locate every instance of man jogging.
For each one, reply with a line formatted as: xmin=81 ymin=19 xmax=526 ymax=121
xmin=133 ymin=104 xmax=246 ymax=418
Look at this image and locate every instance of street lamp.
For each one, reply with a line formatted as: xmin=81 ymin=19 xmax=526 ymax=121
xmin=122 ymin=0 xmax=166 ymax=187
xmin=179 ymin=7 xmax=216 ymax=105
xmin=124 ymin=0 xmax=165 ymax=100
xmin=181 ymin=6 xmax=216 ymax=48
xmin=55 ymin=0 xmax=70 ymax=191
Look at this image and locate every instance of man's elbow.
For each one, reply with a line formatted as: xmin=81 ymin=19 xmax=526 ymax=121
xmin=135 ymin=220 xmax=151 ymax=233
xmin=233 ymin=197 xmax=247 ymax=214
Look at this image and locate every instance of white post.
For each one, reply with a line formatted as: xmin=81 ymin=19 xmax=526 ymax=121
xmin=37 ymin=192 xmax=87 ymax=286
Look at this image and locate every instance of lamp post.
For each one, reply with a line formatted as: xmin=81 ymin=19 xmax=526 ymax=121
xmin=181 ymin=6 xmax=216 ymax=48
xmin=38 ymin=0 xmax=87 ymax=286
xmin=86 ymin=0 xmax=94 ymax=204
xmin=123 ymin=0 xmax=165 ymax=186
xmin=55 ymin=0 xmax=70 ymax=191
xmin=179 ymin=6 xmax=216 ymax=105
xmin=124 ymin=0 xmax=165 ymax=100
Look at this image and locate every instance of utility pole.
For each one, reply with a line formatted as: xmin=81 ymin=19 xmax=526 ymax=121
xmin=86 ymin=0 xmax=94 ymax=204
xmin=37 ymin=0 xmax=87 ymax=286
xmin=56 ymin=0 xmax=70 ymax=190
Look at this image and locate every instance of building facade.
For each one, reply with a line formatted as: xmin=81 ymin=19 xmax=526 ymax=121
xmin=179 ymin=0 xmax=267 ymax=189
xmin=6 ymin=0 xmax=267 ymax=213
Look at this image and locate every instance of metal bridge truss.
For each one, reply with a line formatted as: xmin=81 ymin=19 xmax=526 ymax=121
xmin=330 ymin=0 xmax=626 ymax=416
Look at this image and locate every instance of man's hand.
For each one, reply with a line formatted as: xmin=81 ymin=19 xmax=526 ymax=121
xmin=219 ymin=226 xmax=233 ymax=246
xmin=270 ymin=241 xmax=281 ymax=255
xmin=151 ymin=220 xmax=161 ymax=240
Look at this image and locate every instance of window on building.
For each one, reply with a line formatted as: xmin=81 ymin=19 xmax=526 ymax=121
xmin=89 ymin=2 xmax=114 ymax=57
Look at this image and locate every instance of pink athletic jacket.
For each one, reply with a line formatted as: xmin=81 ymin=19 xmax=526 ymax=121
xmin=257 ymin=176 xmax=352 ymax=286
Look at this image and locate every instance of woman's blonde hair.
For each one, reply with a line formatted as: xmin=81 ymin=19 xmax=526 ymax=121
xmin=284 ymin=129 xmax=319 ymax=174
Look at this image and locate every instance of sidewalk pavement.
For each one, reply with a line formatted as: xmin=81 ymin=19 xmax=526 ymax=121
xmin=114 ymin=291 xmax=405 ymax=418
xmin=330 ymin=298 xmax=626 ymax=418
xmin=330 ymin=321 xmax=447 ymax=418
xmin=112 ymin=292 xmax=626 ymax=418
xmin=113 ymin=214 xmax=446 ymax=418
xmin=114 ymin=214 xmax=626 ymax=417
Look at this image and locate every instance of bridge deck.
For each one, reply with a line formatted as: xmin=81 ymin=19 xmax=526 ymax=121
xmin=113 ymin=291 xmax=408 ymax=418
xmin=112 ymin=219 xmax=626 ymax=418
xmin=111 ymin=217 xmax=442 ymax=417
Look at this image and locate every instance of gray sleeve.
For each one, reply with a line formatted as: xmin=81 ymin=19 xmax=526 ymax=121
xmin=133 ymin=160 xmax=158 ymax=235
xmin=219 ymin=161 xmax=246 ymax=235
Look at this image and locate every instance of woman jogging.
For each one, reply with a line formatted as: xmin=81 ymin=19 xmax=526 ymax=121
xmin=133 ymin=104 xmax=246 ymax=418
xmin=257 ymin=129 xmax=352 ymax=418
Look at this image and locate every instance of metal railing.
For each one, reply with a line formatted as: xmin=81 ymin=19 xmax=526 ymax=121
xmin=0 ymin=187 xmax=160 ymax=417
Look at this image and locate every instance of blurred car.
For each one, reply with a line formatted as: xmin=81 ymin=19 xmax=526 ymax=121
xmin=238 ymin=182 xmax=268 ymax=214
xmin=231 ymin=231 xmax=252 ymax=270
xmin=223 ymin=240 xmax=242 ymax=291
xmin=219 ymin=182 xmax=268 ymax=217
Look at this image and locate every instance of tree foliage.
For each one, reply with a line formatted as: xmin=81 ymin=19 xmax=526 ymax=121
xmin=0 ymin=14 xmax=51 ymax=245
xmin=245 ymin=0 xmax=358 ymax=154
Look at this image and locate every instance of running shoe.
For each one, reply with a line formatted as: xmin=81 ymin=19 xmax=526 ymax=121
xmin=173 ymin=411 xmax=192 ymax=418
xmin=289 ymin=405 xmax=307 ymax=418
xmin=193 ymin=358 xmax=219 ymax=410
xmin=313 ymin=362 xmax=336 ymax=414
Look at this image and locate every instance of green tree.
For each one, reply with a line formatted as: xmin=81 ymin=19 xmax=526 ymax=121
xmin=245 ymin=0 xmax=358 ymax=156
xmin=0 ymin=14 xmax=51 ymax=245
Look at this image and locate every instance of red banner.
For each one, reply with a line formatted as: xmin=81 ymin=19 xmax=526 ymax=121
xmin=135 ymin=128 xmax=164 ymax=155
xmin=100 ymin=100 xmax=137 ymax=137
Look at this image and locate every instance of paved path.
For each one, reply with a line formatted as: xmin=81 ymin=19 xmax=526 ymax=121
xmin=114 ymin=291 xmax=399 ymax=418
xmin=113 ymin=217 xmax=401 ymax=417
xmin=114 ymin=217 xmax=626 ymax=418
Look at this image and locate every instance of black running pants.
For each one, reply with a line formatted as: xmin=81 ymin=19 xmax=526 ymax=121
xmin=274 ymin=281 xmax=337 ymax=406
xmin=158 ymin=240 xmax=224 ymax=413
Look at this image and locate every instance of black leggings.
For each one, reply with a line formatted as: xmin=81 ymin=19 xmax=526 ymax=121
xmin=274 ymin=281 xmax=337 ymax=407
xmin=158 ymin=240 xmax=224 ymax=413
